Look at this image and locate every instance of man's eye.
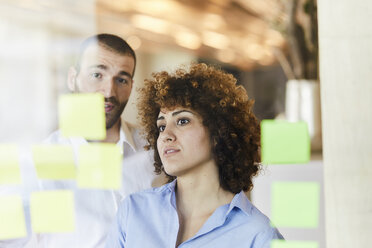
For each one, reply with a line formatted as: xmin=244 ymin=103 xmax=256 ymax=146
xmin=91 ymin=72 xmax=102 ymax=79
xmin=158 ymin=125 xmax=165 ymax=132
xmin=117 ymin=78 xmax=128 ymax=84
xmin=177 ymin=119 xmax=189 ymax=125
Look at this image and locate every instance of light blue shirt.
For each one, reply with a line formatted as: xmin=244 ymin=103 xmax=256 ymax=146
xmin=106 ymin=180 xmax=283 ymax=248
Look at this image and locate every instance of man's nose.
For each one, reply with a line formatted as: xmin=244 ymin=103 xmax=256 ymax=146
xmin=99 ymin=79 xmax=115 ymax=98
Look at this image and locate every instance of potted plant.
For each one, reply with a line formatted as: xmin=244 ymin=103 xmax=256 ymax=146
xmin=274 ymin=0 xmax=322 ymax=151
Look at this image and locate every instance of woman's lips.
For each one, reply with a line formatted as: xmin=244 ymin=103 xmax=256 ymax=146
xmin=164 ymin=148 xmax=180 ymax=157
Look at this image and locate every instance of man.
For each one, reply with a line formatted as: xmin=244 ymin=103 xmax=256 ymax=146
xmin=4 ymin=34 xmax=165 ymax=248
xmin=53 ymin=33 xmax=136 ymax=144
xmin=40 ymin=34 xmax=166 ymax=247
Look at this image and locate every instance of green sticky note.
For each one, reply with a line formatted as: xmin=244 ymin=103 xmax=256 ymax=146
xmin=77 ymin=143 xmax=122 ymax=189
xmin=0 ymin=195 xmax=27 ymax=239
xmin=32 ymin=145 xmax=76 ymax=180
xmin=30 ymin=190 xmax=75 ymax=233
xmin=271 ymin=181 xmax=320 ymax=228
xmin=0 ymin=144 xmax=21 ymax=184
xmin=58 ymin=93 xmax=106 ymax=140
xmin=271 ymin=240 xmax=318 ymax=248
xmin=261 ymin=120 xmax=310 ymax=164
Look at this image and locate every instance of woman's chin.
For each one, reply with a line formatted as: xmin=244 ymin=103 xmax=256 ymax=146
xmin=164 ymin=170 xmax=177 ymax=177
xmin=164 ymin=167 xmax=181 ymax=178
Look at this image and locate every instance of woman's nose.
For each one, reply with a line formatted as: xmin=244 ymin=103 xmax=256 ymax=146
xmin=162 ymin=126 xmax=176 ymax=142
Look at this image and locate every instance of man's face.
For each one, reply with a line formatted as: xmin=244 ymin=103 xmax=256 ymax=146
xmin=68 ymin=43 xmax=135 ymax=129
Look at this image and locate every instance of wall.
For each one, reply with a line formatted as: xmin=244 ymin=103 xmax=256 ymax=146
xmin=318 ymin=0 xmax=372 ymax=247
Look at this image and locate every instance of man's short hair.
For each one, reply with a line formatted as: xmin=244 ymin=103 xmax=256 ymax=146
xmin=75 ymin=33 xmax=136 ymax=75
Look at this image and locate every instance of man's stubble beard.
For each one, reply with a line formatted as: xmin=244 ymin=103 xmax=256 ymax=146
xmin=105 ymin=100 xmax=127 ymax=129
xmin=74 ymin=84 xmax=127 ymax=130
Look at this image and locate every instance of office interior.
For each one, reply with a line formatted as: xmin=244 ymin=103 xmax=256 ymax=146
xmin=0 ymin=0 xmax=371 ymax=247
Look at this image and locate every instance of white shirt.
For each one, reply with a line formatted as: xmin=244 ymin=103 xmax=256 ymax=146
xmin=0 ymin=122 xmax=167 ymax=248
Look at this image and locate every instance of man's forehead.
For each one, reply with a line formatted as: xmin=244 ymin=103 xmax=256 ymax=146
xmin=80 ymin=45 xmax=105 ymax=65
xmin=79 ymin=43 xmax=135 ymax=73
xmin=81 ymin=42 xmax=101 ymax=56
xmin=80 ymin=43 xmax=123 ymax=61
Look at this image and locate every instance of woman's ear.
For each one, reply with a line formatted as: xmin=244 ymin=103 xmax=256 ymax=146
xmin=67 ymin=66 xmax=77 ymax=92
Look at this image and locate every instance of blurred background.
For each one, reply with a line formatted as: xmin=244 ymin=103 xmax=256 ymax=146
xmin=1 ymin=0 xmax=322 ymax=246
xmin=2 ymin=1 xmax=371 ymax=247
xmin=1 ymin=0 xmax=321 ymax=145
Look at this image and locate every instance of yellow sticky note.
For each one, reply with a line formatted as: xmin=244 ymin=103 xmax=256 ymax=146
xmin=0 ymin=144 xmax=21 ymax=184
xmin=271 ymin=182 xmax=320 ymax=228
xmin=271 ymin=240 xmax=318 ymax=248
xmin=77 ymin=143 xmax=122 ymax=189
xmin=261 ymin=120 xmax=310 ymax=164
xmin=32 ymin=145 xmax=76 ymax=180
xmin=30 ymin=190 xmax=75 ymax=233
xmin=0 ymin=195 xmax=27 ymax=239
xmin=58 ymin=93 xmax=106 ymax=140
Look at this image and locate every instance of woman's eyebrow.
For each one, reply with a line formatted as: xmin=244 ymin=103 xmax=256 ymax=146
xmin=157 ymin=110 xmax=193 ymax=121
xmin=172 ymin=110 xmax=193 ymax=116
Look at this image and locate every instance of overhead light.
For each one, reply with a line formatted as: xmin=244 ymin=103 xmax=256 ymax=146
xmin=202 ymin=31 xmax=230 ymax=49
xmin=132 ymin=0 xmax=182 ymax=16
xmin=243 ymin=35 xmax=259 ymax=44
xmin=246 ymin=19 xmax=267 ymax=35
xmin=131 ymin=14 xmax=171 ymax=34
xmin=174 ymin=30 xmax=201 ymax=50
xmin=208 ymin=0 xmax=230 ymax=7
xmin=203 ymin=13 xmax=226 ymax=30
xmin=217 ymin=49 xmax=236 ymax=63
xmin=126 ymin=35 xmax=142 ymax=50
xmin=258 ymin=49 xmax=275 ymax=66
xmin=99 ymin=0 xmax=132 ymax=12
xmin=245 ymin=43 xmax=265 ymax=60
xmin=265 ymin=29 xmax=285 ymax=47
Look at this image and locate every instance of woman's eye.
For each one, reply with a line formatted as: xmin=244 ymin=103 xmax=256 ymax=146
xmin=158 ymin=125 xmax=165 ymax=132
xmin=177 ymin=118 xmax=189 ymax=125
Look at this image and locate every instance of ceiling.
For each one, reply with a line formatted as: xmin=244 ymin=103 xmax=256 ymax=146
xmin=96 ymin=0 xmax=287 ymax=70
xmin=1 ymin=0 xmax=288 ymax=70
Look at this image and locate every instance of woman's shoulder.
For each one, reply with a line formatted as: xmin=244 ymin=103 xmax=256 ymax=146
xmin=232 ymin=192 xmax=283 ymax=238
xmin=124 ymin=181 xmax=175 ymax=204
xmin=232 ymin=192 xmax=271 ymax=225
xmin=115 ymin=181 xmax=175 ymax=222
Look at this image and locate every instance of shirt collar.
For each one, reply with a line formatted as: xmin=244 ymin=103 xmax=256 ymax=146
xmin=120 ymin=120 xmax=137 ymax=151
xmin=67 ymin=135 xmax=88 ymax=147
xmin=166 ymin=179 xmax=177 ymax=193
xmin=65 ymin=121 xmax=137 ymax=152
xmin=165 ymin=180 xmax=252 ymax=217
xmin=164 ymin=180 xmax=254 ymax=242
xmin=225 ymin=191 xmax=253 ymax=217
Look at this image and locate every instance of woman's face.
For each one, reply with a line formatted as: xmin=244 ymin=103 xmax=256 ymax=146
xmin=156 ymin=107 xmax=213 ymax=177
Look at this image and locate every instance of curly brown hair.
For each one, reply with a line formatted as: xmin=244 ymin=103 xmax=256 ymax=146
xmin=138 ymin=63 xmax=261 ymax=193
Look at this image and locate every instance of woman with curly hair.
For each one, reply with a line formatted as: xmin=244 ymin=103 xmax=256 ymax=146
xmin=106 ymin=63 xmax=283 ymax=247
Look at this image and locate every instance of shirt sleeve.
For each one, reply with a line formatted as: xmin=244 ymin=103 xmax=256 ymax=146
xmin=105 ymin=197 xmax=130 ymax=248
xmin=251 ymin=226 xmax=284 ymax=248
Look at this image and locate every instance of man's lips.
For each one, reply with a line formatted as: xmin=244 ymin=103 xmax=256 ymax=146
xmin=105 ymin=102 xmax=115 ymax=113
